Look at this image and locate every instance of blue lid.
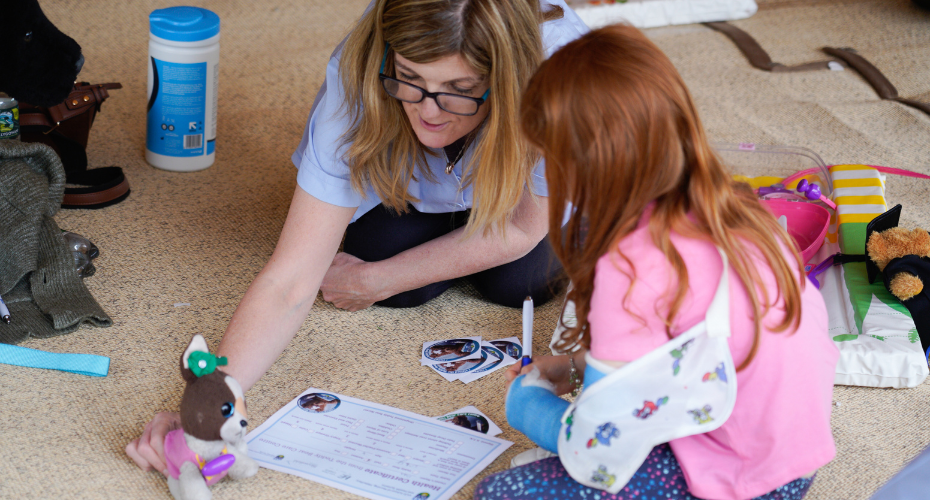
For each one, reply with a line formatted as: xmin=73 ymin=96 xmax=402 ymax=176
xmin=150 ymin=7 xmax=220 ymax=42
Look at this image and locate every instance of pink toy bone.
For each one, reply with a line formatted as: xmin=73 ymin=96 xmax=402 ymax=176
xmin=796 ymin=179 xmax=837 ymax=210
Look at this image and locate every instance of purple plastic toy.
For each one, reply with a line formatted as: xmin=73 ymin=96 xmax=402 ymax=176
xmin=757 ymin=183 xmax=792 ymax=197
xmin=807 ymin=254 xmax=836 ymax=289
xmin=796 ymin=179 xmax=837 ymax=210
xmin=202 ymin=453 xmax=236 ymax=477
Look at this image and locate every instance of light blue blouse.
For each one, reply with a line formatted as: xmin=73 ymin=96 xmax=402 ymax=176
xmin=291 ymin=0 xmax=589 ymax=223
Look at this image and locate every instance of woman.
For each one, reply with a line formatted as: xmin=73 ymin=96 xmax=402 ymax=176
xmin=126 ymin=0 xmax=588 ymax=473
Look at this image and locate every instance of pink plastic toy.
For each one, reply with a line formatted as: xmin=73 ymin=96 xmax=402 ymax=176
xmin=762 ymin=199 xmax=831 ymax=264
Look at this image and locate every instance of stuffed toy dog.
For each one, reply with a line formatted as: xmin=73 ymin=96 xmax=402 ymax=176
xmin=0 ymin=0 xmax=84 ymax=106
xmin=867 ymin=227 xmax=930 ymax=352
xmin=165 ymin=335 xmax=258 ymax=500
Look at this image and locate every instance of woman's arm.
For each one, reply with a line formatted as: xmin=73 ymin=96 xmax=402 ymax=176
xmin=126 ymin=187 xmax=355 ymax=472
xmin=218 ymin=187 xmax=357 ymax=391
xmin=321 ymin=190 xmax=549 ymax=310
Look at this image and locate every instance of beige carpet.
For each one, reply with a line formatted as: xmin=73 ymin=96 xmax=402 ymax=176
xmin=1 ymin=0 xmax=928 ymax=499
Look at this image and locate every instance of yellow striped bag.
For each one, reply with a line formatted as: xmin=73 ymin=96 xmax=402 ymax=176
xmin=818 ymin=165 xmax=926 ymax=388
xmin=736 ymin=165 xmax=927 ymax=388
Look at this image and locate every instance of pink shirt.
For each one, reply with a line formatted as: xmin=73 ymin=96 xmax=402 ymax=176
xmin=588 ymin=221 xmax=838 ymax=500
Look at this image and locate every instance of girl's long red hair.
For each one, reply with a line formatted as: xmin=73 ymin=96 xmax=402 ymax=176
xmin=520 ymin=25 xmax=804 ymax=370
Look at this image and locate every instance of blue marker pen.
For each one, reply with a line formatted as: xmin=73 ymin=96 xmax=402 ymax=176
xmin=521 ymin=296 xmax=533 ymax=367
xmin=0 ymin=294 xmax=10 ymax=324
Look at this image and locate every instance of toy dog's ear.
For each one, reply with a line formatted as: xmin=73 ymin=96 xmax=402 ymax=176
xmin=864 ymin=204 xmax=902 ymax=283
xmin=909 ymin=229 xmax=930 ymax=257
xmin=867 ymin=232 xmax=891 ymax=271
xmin=180 ymin=334 xmax=210 ymax=384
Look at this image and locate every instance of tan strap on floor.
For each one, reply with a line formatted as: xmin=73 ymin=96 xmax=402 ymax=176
xmin=704 ymin=21 xmax=843 ymax=72
xmin=823 ymin=47 xmax=930 ymax=116
xmin=704 ymin=22 xmax=930 ymax=116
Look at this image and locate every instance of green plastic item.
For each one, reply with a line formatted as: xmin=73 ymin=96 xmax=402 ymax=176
xmin=188 ymin=351 xmax=228 ymax=377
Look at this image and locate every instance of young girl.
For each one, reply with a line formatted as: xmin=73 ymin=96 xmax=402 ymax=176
xmin=477 ymin=24 xmax=839 ymax=500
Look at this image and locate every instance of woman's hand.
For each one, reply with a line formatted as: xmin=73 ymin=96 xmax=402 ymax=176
xmin=504 ymin=351 xmax=586 ymax=396
xmin=320 ymin=252 xmax=391 ymax=311
xmin=125 ymin=412 xmax=182 ymax=474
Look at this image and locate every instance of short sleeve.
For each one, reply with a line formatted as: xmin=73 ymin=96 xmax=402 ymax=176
xmin=588 ymin=229 xmax=729 ymax=364
xmin=588 ymin=252 xmax=668 ymax=362
xmin=531 ymin=159 xmax=548 ymax=196
xmin=541 ymin=0 xmax=590 ymax=57
xmin=529 ymin=2 xmax=589 ymax=199
xmin=588 ymin=229 xmax=691 ymax=362
xmin=291 ymin=48 xmax=364 ymax=209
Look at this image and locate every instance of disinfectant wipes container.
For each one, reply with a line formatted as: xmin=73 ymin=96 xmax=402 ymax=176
xmin=146 ymin=6 xmax=219 ymax=171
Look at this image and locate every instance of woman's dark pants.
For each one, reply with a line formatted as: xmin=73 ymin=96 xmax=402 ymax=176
xmin=343 ymin=204 xmax=564 ymax=308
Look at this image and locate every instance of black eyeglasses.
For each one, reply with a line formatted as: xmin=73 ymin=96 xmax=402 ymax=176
xmin=378 ymin=44 xmax=490 ymax=117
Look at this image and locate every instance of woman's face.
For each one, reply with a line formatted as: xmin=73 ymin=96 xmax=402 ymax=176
xmin=393 ymin=52 xmax=490 ymax=149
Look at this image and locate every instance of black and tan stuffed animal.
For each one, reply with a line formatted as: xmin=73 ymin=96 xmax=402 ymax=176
xmin=867 ymin=227 xmax=930 ymax=351
xmin=163 ymin=335 xmax=258 ymax=500
xmin=0 ymin=0 xmax=84 ymax=106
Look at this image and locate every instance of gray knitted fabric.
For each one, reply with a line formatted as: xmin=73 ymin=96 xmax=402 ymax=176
xmin=0 ymin=140 xmax=111 ymax=344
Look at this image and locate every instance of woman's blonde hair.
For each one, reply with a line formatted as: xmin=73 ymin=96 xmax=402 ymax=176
xmin=340 ymin=0 xmax=562 ymax=235
xmin=521 ymin=25 xmax=805 ymax=371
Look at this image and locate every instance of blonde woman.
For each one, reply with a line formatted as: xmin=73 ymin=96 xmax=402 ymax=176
xmin=127 ymin=0 xmax=588 ymax=473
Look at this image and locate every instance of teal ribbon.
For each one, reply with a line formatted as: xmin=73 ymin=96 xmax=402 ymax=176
xmin=188 ymin=350 xmax=227 ymax=378
xmin=0 ymin=343 xmax=110 ymax=377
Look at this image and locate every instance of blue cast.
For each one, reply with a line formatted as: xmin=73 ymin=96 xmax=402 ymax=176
xmin=505 ymin=360 xmax=609 ymax=453
xmin=505 ymin=373 xmax=566 ymax=453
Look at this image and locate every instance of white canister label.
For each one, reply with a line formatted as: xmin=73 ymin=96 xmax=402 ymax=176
xmin=146 ymin=58 xmax=214 ymax=157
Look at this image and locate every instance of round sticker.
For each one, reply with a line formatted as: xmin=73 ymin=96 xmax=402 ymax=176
xmin=438 ymin=412 xmax=490 ymax=434
xmin=298 ymin=393 xmax=341 ymax=413
xmin=471 ymin=345 xmax=506 ymax=374
xmin=423 ymin=339 xmax=481 ymax=362
xmin=490 ymin=340 xmax=522 ymax=359
xmin=432 ymin=348 xmax=488 ymax=374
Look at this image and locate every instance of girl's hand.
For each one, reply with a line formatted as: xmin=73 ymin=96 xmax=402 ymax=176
xmin=505 ymin=352 xmax=585 ymax=396
xmin=125 ymin=412 xmax=182 ymax=474
xmin=320 ymin=253 xmax=390 ymax=311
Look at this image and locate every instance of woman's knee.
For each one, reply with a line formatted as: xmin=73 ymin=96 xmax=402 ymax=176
xmin=469 ymin=236 xmax=565 ymax=307
xmin=375 ymin=280 xmax=455 ymax=308
xmin=470 ymin=262 xmax=565 ymax=308
xmin=473 ymin=279 xmax=563 ymax=308
xmin=344 ymin=205 xmax=466 ymax=263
